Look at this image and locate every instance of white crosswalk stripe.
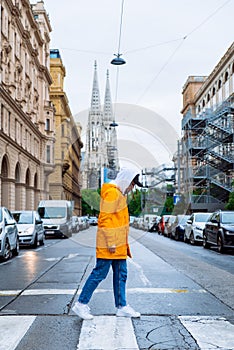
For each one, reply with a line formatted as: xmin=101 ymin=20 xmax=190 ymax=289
xmin=179 ymin=316 xmax=234 ymax=350
xmin=77 ymin=316 xmax=139 ymax=350
xmin=0 ymin=315 xmax=233 ymax=349
xmin=0 ymin=315 xmax=36 ymax=350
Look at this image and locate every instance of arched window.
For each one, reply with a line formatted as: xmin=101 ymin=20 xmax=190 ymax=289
xmin=207 ymin=94 xmax=210 ymax=102
xmin=1 ymin=156 xmax=8 ymax=178
xmin=34 ymin=173 xmax=38 ymax=189
xmin=224 ymin=71 xmax=229 ymax=82
xmin=212 ymin=87 xmax=216 ymax=96
xmin=202 ymin=99 xmax=205 ymax=108
xmin=26 ymin=168 xmax=31 ymax=187
xmin=15 ymin=162 xmax=21 ymax=182
xmin=218 ymin=79 xmax=222 ymax=89
xmin=1 ymin=155 xmax=9 ymax=207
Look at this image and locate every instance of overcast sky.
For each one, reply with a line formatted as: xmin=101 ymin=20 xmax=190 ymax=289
xmin=43 ymin=0 xmax=234 ymax=169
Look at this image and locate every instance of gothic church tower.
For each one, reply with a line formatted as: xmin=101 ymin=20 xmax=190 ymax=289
xmin=83 ymin=62 xmax=119 ymax=189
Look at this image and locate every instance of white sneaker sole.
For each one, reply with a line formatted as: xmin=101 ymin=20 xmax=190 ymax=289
xmin=72 ymin=305 xmax=94 ymax=320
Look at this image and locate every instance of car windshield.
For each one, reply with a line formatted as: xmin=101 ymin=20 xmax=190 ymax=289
xmin=13 ymin=212 xmax=33 ymax=224
xmin=179 ymin=216 xmax=190 ymax=224
xmin=222 ymin=213 xmax=234 ymax=224
xmin=195 ymin=213 xmax=211 ymax=222
xmin=39 ymin=207 xmax=66 ymax=219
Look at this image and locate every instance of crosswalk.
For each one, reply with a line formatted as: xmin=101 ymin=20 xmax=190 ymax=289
xmin=0 ymin=314 xmax=234 ymax=350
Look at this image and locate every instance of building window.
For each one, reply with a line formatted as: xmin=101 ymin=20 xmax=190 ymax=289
xmin=224 ymin=71 xmax=229 ymax=82
xmin=61 ymin=124 xmax=65 ymax=137
xmin=46 ymin=145 xmax=51 ymax=163
xmin=45 ymin=118 xmax=50 ymax=131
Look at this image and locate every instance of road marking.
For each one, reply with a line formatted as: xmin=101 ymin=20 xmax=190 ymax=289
xmin=0 ymin=287 xmax=206 ymax=297
xmin=0 ymin=290 xmax=21 ymax=296
xmin=128 ymin=259 xmax=152 ymax=286
xmin=179 ymin=316 xmax=234 ymax=350
xmin=94 ymin=287 xmax=206 ymax=294
xmin=22 ymin=289 xmax=76 ymax=295
xmin=0 ymin=289 xmax=76 ymax=296
xmin=77 ymin=315 xmax=139 ymax=350
xmin=0 ymin=315 xmax=36 ymax=350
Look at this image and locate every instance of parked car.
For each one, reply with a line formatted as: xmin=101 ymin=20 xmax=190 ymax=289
xmin=129 ymin=216 xmax=135 ymax=226
xmin=184 ymin=212 xmax=212 ymax=244
xmin=171 ymin=215 xmax=190 ymax=241
xmin=158 ymin=215 xmax=174 ymax=235
xmin=0 ymin=207 xmax=19 ymax=260
xmin=38 ymin=200 xmax=73 ymax=238
xmin=148 ymin=216 xmax=161 ymax=232
xmin=81 ymin=216 xmax=90 ymax=229
xmin=78 ymin=217 xmax=85 ymax=230
xmin=137 ymin=217 xmax=144 ymax=230
xmin=203 ymin=210 xmax=234 ymax=253
xmin=132 ymin=217 xmax=140 ymax=229
xmin=78 ymin=216 xmax=90 ymax=230
xmin=88 ymin=216 xmax=98 ymax=225
xmin=164 ymin=215 xmax=176 ymax=237
xmin=72 ymin=216 xmax=80 ymax=233
xmin=12 ymin=210 xmax=44 ymax=248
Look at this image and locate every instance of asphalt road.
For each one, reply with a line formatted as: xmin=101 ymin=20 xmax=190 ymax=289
xmin=0 ymin=226 xmax=233 ymax=350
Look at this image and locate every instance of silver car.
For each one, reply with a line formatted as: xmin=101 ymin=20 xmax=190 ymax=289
xmin=0 ymin=207 xmax=19 ymax=260
xmin=12 ymin=210 xmax=44 ymax=248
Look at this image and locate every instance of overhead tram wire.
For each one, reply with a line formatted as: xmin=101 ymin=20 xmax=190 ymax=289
xmin=135 ymin=38 xmax=186 ymax=105
xmin=110 ymin=0 xmax=126 ymax=127
xmin=59 ymin=0 xmax=231 ymax=58
xmin=135 ymin=0 xmax=232 ymax=105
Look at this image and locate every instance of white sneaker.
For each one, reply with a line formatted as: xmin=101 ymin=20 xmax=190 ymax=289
xmin=116 ymin=305 xmax=140 ymax=318
xmin=72 ymin=301 xmax=93 ymax=320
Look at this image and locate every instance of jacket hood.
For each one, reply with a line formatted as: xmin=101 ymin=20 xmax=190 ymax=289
xmin=110 ymin=168 xmax=140 ymax=194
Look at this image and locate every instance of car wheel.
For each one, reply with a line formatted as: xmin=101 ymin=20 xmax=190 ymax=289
xmin=203 ymin=233 xmax=210 ymax=249
xmin=217 ymin=235 xmax=225 ymax=253
xmin=12 ymin=237 xmax=19 ymax=256
xmin=184 ymin=233 xmax=189 ymax=243
xmin=175 ymin=231 xmax=179 ymax=241
xmin=2 ymin=240 xmax=12 ymax=261
xmin=39 ymin=235 xmax=45 ymax=246
xmin=32 ymin=234 xmax=38 ymax=248
xmin=189 ymin=232 xmax=195 ymax=245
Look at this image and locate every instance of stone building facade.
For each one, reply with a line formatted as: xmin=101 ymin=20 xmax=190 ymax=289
xmin=0 ymin=1 xmax=83 ymax=214
xmin=49 ymin=49 xmax=83 ymax=215
xmin=0 ymin=0 xmax=55 ymax=210
xmin=175 ymin=42 xmax=234 ymax=212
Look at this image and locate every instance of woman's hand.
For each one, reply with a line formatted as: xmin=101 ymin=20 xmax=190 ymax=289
xmin=108 ymin=245 xmax=116 ymax=253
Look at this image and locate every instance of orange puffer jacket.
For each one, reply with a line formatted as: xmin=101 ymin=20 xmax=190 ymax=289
xmin=96 ymin=183 xmax=131 ymax=259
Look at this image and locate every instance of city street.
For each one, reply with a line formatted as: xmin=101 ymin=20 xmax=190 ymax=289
xmin=0 ymin=226 xmax=234 ymax=350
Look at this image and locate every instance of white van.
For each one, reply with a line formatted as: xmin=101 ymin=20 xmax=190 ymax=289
xmin=38 ymin=200 xmax=73 ymax=238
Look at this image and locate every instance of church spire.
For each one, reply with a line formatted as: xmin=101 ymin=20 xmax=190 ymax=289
xmin=90 ymin=60 xmax=101 ymax=113
xmin=103 ymin=69 xmax=113 ymax=119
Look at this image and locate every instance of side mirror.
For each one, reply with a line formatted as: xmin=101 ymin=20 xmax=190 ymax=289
xmin=36 ymin=219 xmax=43 ymax=224
xmin=187 ymin=219 xmax=192 ymax=224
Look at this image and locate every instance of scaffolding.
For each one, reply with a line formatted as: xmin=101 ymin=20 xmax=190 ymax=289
xmin=180 ymin=99 xmax=234 ymax=212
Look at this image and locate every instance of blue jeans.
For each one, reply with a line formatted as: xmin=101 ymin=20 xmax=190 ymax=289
xmin=78 ymin=258 xmax=127 ymax=307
